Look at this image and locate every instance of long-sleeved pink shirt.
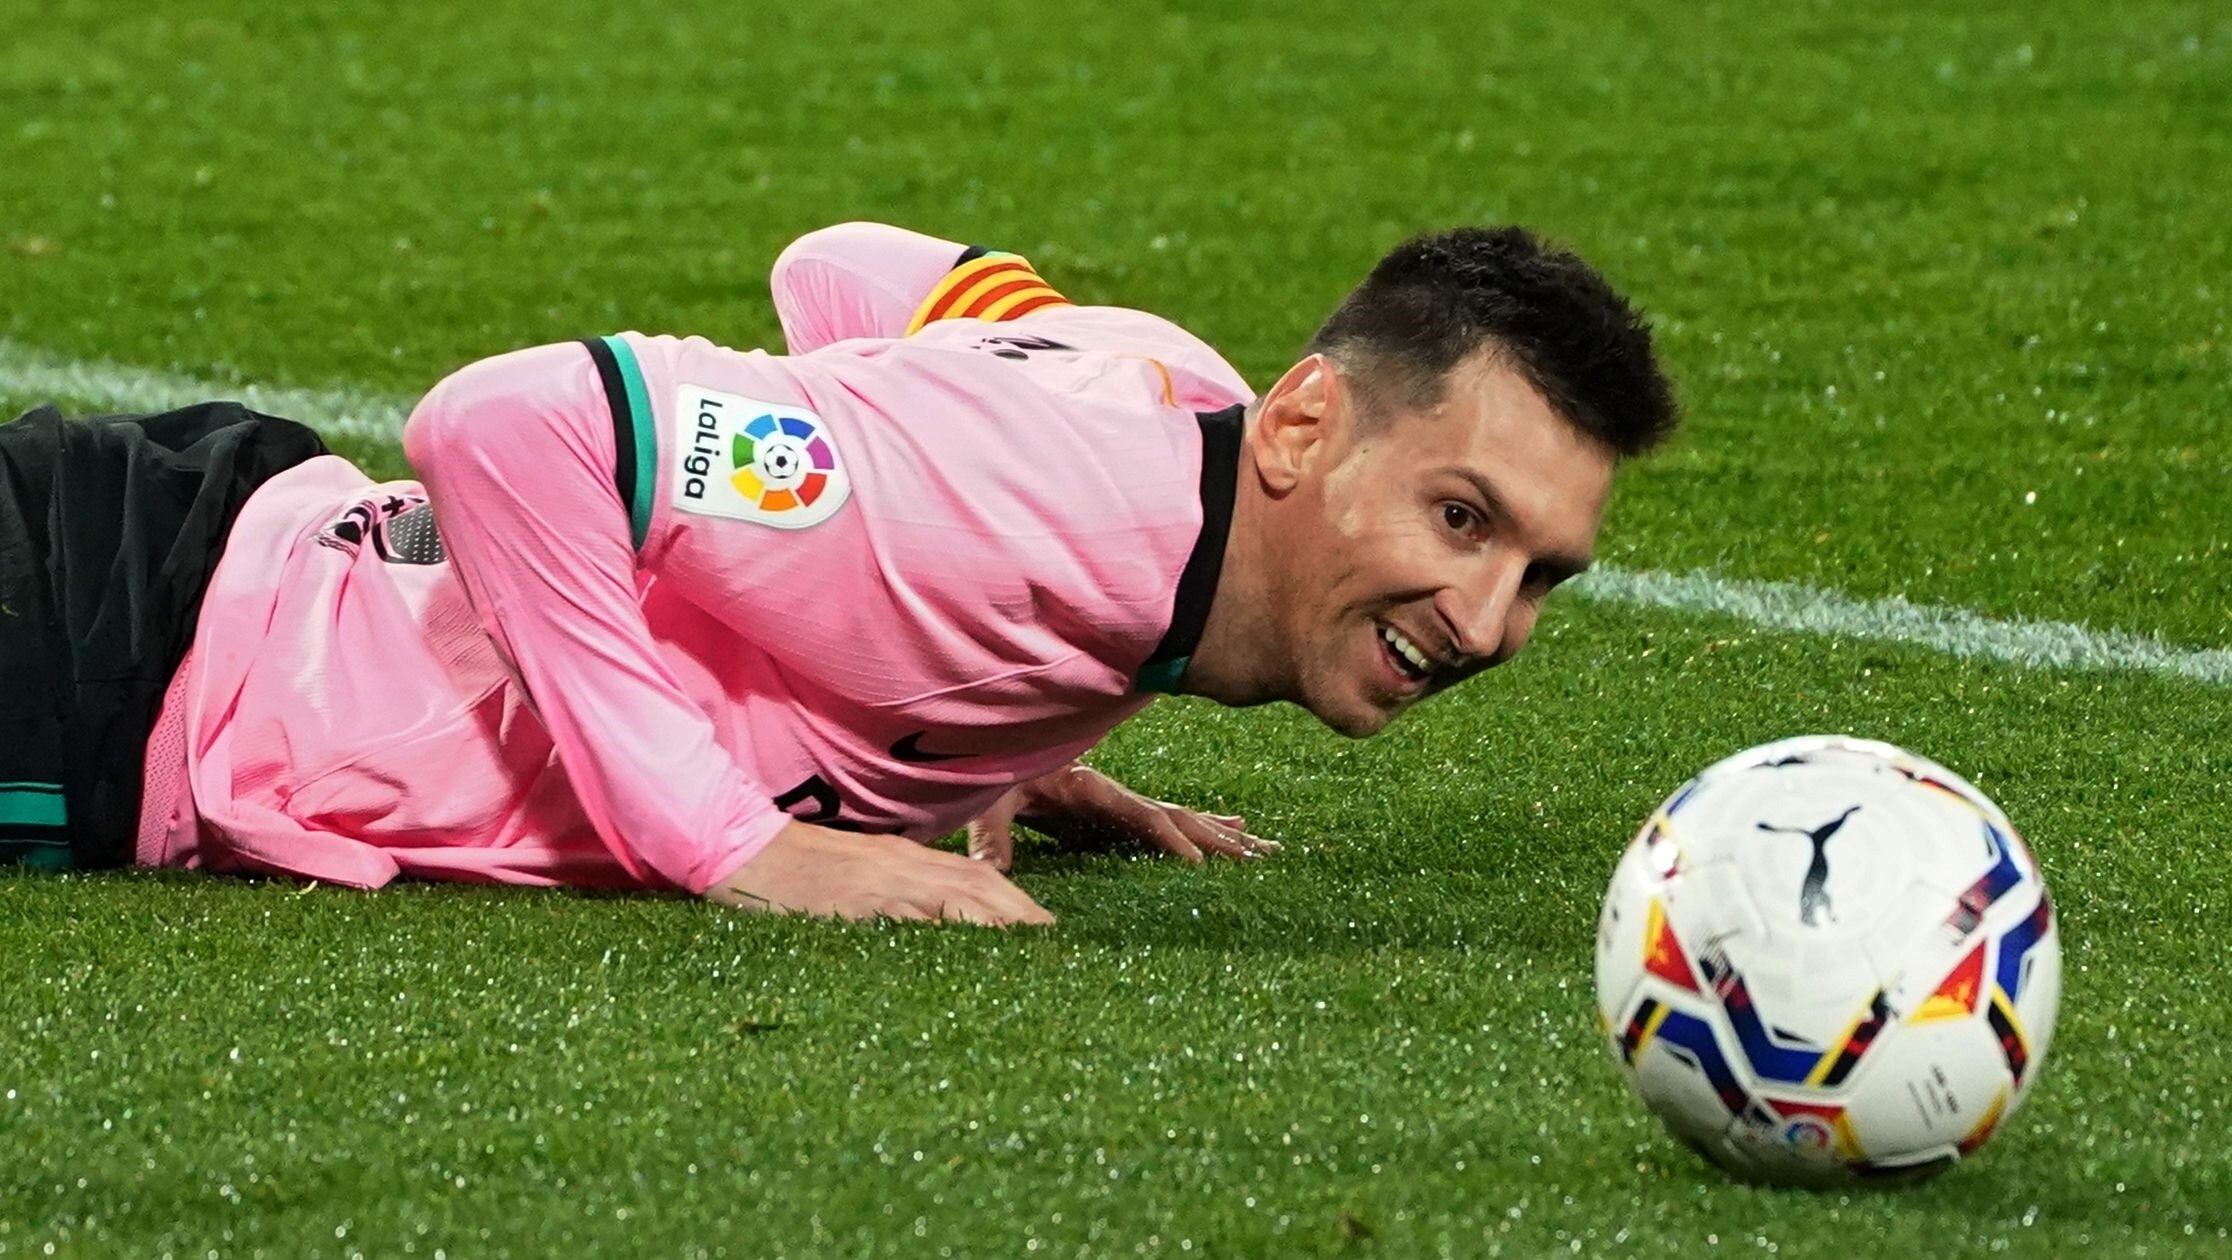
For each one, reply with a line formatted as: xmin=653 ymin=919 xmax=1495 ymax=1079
xmin=137 ymin=224 xmax=1253 ymax=893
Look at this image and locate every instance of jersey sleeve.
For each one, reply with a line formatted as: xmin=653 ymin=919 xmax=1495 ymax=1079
xmin=401 ymin=341 xmax=792 ymax=893
xmin=769 ymin=222 xmax=972 ymax=352
xmin=900 ymin=248 xmax=1072 ymax=334
xmin=769 ymin=222 xmax=1075 ymax=352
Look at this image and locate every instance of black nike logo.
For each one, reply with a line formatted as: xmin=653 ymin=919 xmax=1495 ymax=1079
xmin=890 ymin=731 xmax=973 ymax=763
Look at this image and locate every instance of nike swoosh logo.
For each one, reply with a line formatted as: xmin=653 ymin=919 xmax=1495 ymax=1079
xmin=890 ymin=731 xmax=973 ymax=763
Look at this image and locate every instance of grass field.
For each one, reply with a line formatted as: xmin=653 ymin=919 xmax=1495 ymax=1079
xmin=3 ymin=1 xmax=2228 ymax=1256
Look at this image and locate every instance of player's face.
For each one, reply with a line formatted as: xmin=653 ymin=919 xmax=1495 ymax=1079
xmin=1273 ymin=354 xmax=1616 ymax=737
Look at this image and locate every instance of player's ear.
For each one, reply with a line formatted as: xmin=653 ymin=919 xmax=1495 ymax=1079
xmin=1250 ymin=354 xmax=1335 ymax=493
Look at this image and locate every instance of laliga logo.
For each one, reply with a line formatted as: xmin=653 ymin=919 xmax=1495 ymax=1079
xmin=673 ymin=386 xmax=852 ymax=530
xmin=1781 ymin=1116 xmax=1834 ymax=1151
xmin=730 ymin=413 xmax=838 ymax=513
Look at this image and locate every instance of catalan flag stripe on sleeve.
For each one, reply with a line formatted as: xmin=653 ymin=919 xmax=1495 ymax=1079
xmin=906 ymin=251 xmax=1072 ymax=335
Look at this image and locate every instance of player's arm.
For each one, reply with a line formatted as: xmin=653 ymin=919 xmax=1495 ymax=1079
xmin=403 ymin=344 xmax=1048 ymax=924
xmin=769 ymin=221 xmax=1069 ymax=352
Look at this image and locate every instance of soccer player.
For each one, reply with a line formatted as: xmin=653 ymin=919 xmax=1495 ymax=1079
xmin=0 ymin=223 xmax=1676 ymax=925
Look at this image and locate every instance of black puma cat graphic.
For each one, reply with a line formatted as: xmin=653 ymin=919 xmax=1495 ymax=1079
xmin=1756 ymin=805 xmax=1862 ymax=926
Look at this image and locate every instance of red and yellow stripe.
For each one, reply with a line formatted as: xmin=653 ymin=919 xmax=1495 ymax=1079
xmin=906 ymin=252 xmax=1071 ymax=334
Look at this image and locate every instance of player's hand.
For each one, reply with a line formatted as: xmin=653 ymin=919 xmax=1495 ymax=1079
xmin=708 ymin=820 xmax=1054 ymax=927
xmin=966 ymin=763 xmax=1278 ymax=871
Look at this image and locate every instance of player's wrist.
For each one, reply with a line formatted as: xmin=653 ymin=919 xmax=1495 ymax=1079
xmin=694 ymin=813 xmax=802 ymax=898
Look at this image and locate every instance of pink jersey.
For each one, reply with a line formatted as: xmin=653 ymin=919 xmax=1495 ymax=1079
xmin=139 ymin=223 xmax=1253 ymax=894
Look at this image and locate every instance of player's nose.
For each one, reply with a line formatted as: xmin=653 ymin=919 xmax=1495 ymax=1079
xmin=1438 ymin=552 xmax=1528 ymax=664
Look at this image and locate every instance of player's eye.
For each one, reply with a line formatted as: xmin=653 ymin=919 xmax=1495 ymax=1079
xmin=1439 ymin=502 xmax=1481 ymax=537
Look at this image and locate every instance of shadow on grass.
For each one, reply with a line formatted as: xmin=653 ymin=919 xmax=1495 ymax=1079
xmin=9 ymin=835 xmax=1590 ymax=962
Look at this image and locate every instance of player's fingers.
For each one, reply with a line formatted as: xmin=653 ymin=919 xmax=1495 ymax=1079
xmin=1221 ymin=821 xmax=1280 ymax=855
xmin=1207 ymin=814 xmax=1280 ymax=853
xmin=966 ymin=865 xmax=1057 ymax=927
xmin=1137 ymin=810 xmax=1205 ymax=865
xmin=916 ymin=862 xmax=1046 ymax=928
xmin=979 ymin=886 xmax=1057 ymax=928
xmin=943 ymin=899 xmax=1002 ymax=927
xmin=912 ymin=890 xmax=984 ymax=925
xmin=967 ymin=818 xmax=1015 ymax=871
xmin=1161 ymin=807 xmax=1277 ymax=860
xmin=1150 ymin=801 xmax=1270 ymax=856
xmin=1172 ymin=810 xmax=1254 ymax=860
xmin=967 ymin=791 xmax=1023 ymax=871
xmin=858 ymin=901 xmax=934 ymax=924
xmin=939 ymin=882 xmax=1054 ymax=928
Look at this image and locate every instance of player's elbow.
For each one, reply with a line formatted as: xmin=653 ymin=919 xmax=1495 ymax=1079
xmin=772 ymin=221 xmax=905 ymax=279
xmin=403 ymin=343 xmax=583 ymax=483
xmin=770 ymin=222 xmax=883 ymax=318
xmin=407 ymin=356 xmax=498 ymax=474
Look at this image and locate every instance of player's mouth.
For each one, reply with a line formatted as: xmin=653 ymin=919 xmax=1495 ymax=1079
xmin=1373 ymin=621 xmax=1438 ymax=696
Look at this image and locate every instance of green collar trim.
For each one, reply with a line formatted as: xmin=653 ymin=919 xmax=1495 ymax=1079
xmin=1132 ymin=656 xmax=1190 ymax=695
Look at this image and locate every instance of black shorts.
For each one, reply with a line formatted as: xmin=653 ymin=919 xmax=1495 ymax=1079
xmin=0 ymin=403 xmax=327 ymax=871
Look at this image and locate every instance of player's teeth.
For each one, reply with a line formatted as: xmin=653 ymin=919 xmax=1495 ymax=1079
xmin=1382 ymin=626 xmax=1430 ymax=675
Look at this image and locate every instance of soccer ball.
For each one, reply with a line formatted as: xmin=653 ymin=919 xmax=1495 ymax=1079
xmin=1593 ymin=735 xmax=2060 ymax=1186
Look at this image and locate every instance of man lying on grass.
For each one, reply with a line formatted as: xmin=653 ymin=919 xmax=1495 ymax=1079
xmin=0 ymin=223 xmax=1676 ymax=924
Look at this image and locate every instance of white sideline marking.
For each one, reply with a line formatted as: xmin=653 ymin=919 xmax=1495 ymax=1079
xmin=1573 ymin=567 xmax=2231 ymax=686
xmin=4 ymin=337 xmax=2225 ymax=685
xmin=0 ymin=337 xmax=410 ymax=440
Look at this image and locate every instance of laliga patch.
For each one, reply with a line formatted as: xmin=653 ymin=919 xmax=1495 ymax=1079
xmin=671 ymin=385 xmax=851 ymax=529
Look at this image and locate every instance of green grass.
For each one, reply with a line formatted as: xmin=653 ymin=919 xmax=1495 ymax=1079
xmin=3 ymin=1 xmax=2229 ymax=1255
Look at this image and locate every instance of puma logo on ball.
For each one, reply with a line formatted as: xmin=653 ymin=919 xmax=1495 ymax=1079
xmin=1756 ymin=805 xmax=1862 ymax=926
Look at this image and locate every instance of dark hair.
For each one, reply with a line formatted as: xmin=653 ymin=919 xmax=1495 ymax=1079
xmin=1306 ymin=226 xmax=1678 ymax=456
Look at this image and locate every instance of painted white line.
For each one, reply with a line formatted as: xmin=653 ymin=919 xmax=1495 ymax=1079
xmin=0 ymin=337 xmax=410 ymax=440
xmin=4 ymin=336 xmax=2224 ymax=685
xmin=1574 ymin=566 xmax=2231 ymax=686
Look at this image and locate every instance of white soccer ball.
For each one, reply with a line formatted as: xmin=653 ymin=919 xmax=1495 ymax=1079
xmin=1594 ymin=735 xmax=2061 ymax=1186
